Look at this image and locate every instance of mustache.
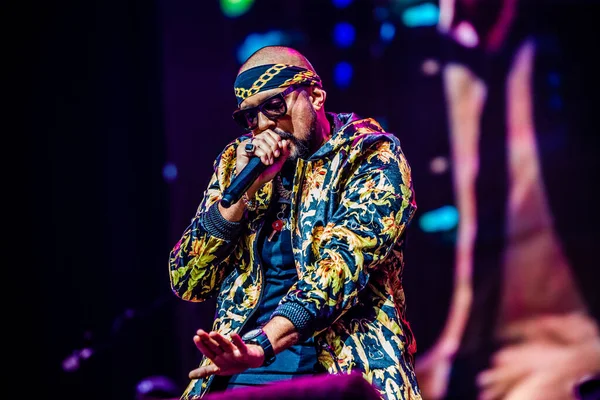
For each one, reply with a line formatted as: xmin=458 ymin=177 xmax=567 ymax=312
xmin=275 ymin=129 xmax=294 ymax=141
xmin=273 ymin=128 xmax=311 ymax=160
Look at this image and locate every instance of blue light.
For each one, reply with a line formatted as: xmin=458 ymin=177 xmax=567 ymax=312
xmin=334 ymin=61 xmax=353 ymax=89
xmin=333 ymin=22 xmax=356 ymax=48
xmin=162 ymin=163 xmax=178 ymax=182
xmin=402 ymin=3 xmax=439 ymax=27
xmin=548 ymin=72 xmax=561 ymax=87
xmin=419 ymin=205 xmax=459 ymax=233
xmin=332 ymin=0 xmax=353 ymax=8
xmin=237 ymin=30 xmax=287 ymax=64
xmin=549 ymin=94 xmax=563 ymax=110
xmin=380 ymin=22 xmax=396 ymax=42
xmin=374 ymin=6 xmax=390 ymax=21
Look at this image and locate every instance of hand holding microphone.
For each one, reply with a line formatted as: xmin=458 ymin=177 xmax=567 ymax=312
xmin=220 ymin=130 xmax=291 ymax=208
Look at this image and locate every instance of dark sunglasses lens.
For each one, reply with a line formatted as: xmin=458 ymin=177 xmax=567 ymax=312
xmin=233 ymin=109 xmax=257 ymax=130
xmin=262 ymin=96 xmax=286 ymax=117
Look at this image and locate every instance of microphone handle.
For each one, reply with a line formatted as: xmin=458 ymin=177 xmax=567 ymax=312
xmin=220 ymin=157 xmax=267 ymax=208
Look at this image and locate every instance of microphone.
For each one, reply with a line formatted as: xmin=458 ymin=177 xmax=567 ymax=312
xmin=220 ymin=156 xmax=267 ymax=208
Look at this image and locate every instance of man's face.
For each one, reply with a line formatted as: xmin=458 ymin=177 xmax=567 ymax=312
xmin=237 ymin=86 xmax=316 ymax=161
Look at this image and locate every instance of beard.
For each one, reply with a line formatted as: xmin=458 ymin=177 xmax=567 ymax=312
xmin=277 ymin=108 xmax=316 ymax=163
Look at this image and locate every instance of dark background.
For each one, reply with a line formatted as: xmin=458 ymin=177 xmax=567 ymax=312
xmin=30 ymin=1 xmax=598 ymax=399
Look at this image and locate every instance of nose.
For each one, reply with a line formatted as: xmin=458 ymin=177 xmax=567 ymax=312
xmin=255 ymin=111 xmax=276 ymax=132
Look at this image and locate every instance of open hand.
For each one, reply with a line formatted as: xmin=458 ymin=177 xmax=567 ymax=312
xmin=188 ymin=329 xmax=265 ymax=379
xmin=477 ymin=315 xmax=600 ymax=400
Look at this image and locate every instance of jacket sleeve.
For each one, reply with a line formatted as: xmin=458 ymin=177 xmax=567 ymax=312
xmin=168 ymin=140 xmax=247 ymax=302
xmin=272 ymin=136 xmax=417 ymax=337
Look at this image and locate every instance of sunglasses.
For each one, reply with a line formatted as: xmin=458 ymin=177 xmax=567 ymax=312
xmin=232 ymin=85 xmax=300 ymax=131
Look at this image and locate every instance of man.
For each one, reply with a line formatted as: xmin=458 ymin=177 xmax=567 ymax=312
xmin=168 ymin=45 xmax=421 ymax=400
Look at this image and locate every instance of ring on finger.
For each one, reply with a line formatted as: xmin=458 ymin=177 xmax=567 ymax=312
xmin=244 ymin=141 xmax=255 ymax=153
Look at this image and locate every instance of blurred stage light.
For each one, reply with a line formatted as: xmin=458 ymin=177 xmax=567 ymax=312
xmin=220 ymin=0 xmax=255 ymax=18
xmin=421 ymin=58 xmax=440 ymax=76
xmin=334 ymin=61 xmax=353 ymax=89
xmin=237 ymin=30 xmax=288 ymax=64
xmin=136 ymin=375 xmax=180 ymax=399
xmin=333 ymin=22 xmax=356 ymax=48
xmin=429 ymin=156 xmax=448 ymax=174
xmin=548 ymin=72 xmax=561 ymax=87
xmin=419 ymin=205 xmax=459 ymax=233
xmin=374 ymin=6 xmax=390 ymax=21
xmin=549 ymin=94 xmax=563 ymax=110
xmin=402 ymin=3 xmax=439 ymax=27
xmin=452 ymin=21 xmax=479 ymax=47
xmin=332 ymin=0 xmax=353 ymax=8
xmin=162 ymin=163 xmax=178 ymax=182
xmin=380 ymin=22 xmax=396 ymax=42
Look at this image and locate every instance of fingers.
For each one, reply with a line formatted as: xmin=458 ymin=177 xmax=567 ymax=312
xmin=188 ymin=364 xmax=220 ymax=380
xmin=236 ymin=132 xmax=291 ymax=191
xmin=477 ymin=364 xmax=529 ymax=400
xmin=231 ymin=333 xmax=247 ymax=352
xmin=279 ymin=139 xmax=291 ymax=157
xmin=194 ymin=329 xmax=225 ymax=358
xmin=191 ymin=330 xmax=269 ymax=378
xmin=196 ymin=330 xmax=245 ymax=360
xmin=250 ymin=131 xmax=282 ymax=165
xmin=244 ymin=141 xmax=256 ymax=154
xmin=210 ymin=332 xmax=236 ymax=354
xmin=476 ymin=345 xmax=537 ymax=400
xmin=194 ymin=329 xmax=235 ymax=360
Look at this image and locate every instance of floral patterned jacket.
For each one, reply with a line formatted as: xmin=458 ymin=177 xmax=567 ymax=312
xmin=169 ymin=112 xmax=421 ymax=400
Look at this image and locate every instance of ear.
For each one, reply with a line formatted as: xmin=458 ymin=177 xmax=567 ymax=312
xmin=309 ymin=86 xmax=327 ymax=111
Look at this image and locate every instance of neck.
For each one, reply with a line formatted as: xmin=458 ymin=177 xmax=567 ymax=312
xmin=312 ymin=111 xmax=331 ymax=152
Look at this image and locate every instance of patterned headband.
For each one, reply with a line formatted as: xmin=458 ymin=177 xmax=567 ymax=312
xmin=234 ymin=63 xmax=322 ymax=106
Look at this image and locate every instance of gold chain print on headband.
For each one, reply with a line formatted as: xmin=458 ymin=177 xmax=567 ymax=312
xmin=234 ymin=64 xmax=288 ymax=101
xmin=282 ymin=70 xmax=319 ymax=87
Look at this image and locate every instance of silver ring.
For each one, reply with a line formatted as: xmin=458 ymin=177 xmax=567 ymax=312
xmin=244 ymin=141 xmax=255 ymax=153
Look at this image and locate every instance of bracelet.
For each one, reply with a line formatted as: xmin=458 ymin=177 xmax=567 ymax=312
xmin=242 ymin=192 xmax=258 ymax=211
